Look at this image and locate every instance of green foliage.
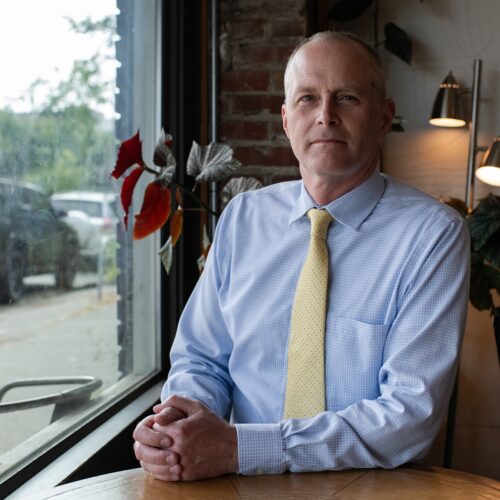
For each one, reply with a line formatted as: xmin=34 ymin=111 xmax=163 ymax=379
xmin=0 ymin=106 xmax=115 ymax=193
xmin=446 ymin=195 xmax=500 ymax=317
xmin=64 ymin=15 xmax=116 ymax=47
xmin=469 ymin=194 xmax=500 ymax=268
xmin=0 ymin=14 xmax=117 ymax=194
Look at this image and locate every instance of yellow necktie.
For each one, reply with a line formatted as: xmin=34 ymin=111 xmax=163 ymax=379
xmin=284 ymin=208 xmax=333 ymax=419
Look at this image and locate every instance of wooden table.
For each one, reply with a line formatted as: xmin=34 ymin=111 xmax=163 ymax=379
xmin=26 ymin=465 xmax=500 ymax=499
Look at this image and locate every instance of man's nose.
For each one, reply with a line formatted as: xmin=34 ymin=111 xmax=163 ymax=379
xmin=317 ymin=99 xmax=339 ymax=126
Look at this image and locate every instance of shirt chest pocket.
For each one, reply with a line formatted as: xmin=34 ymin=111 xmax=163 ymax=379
xmin=325 ymin=316 xmax=390 ymax=411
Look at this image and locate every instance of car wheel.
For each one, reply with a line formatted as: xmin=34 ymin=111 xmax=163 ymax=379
xmin=55 ymin=246 xmax=78 ymax=290
xmin=4 ymin=240 xmax=26 ymax=302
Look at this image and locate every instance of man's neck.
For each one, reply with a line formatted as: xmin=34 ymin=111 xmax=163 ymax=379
xmin=302 ymin=164 xmax=377 ymax=206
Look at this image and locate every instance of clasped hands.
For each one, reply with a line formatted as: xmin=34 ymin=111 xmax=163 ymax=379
xmin=133 ymin=395 xmax=238 ymax=481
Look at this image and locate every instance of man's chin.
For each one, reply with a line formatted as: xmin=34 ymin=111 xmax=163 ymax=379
xmin=300 ymin=161 xmax=354 ymax=178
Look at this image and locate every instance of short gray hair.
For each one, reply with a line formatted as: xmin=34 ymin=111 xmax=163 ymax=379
xmin=283 ymin=31 xmax=387 ymax=102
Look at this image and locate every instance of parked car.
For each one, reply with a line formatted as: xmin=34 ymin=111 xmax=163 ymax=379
xmin=50 ymin=191 xmax=118 ymax=270
xmin=0 ymin=178 xmax=80 ymax=302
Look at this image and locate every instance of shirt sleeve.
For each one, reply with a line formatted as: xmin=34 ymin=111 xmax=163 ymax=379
xmin=161 ymin=206 xmax=234 ymax=419
xmin=236 ymin=215 xmax=470 ymax=474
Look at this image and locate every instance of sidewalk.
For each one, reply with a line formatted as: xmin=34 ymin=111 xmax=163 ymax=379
xmin=0 ymin=277 xmax=120 ymax=455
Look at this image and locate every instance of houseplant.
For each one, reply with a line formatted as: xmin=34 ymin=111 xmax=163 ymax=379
xmin=111 ymin=130 xmax=261 ymax=272
xmin=447 ymin=195 xmax=500 ymax=365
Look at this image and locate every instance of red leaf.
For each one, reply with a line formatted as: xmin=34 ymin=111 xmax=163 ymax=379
xmin=120 ymin=166 xmax=143 ymax=228
xmin=111 ymin=130 xmax=144 ymax=179
xmin=170 ymin=208 xmax=184 ymax=247
xmin=175 ymin=186 xmax=183 ymax=205
xmin=133 ymin=182 xmax=172 ymax=240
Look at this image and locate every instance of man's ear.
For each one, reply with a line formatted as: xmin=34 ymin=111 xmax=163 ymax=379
xmin=282 ymin=104 xmax=290 ymax=139
xmin=380 ymin=98 xmax=396 ymax=137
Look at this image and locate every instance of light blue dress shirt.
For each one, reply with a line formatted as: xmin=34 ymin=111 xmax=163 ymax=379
xmin=162 ymin=170 xmax=470 ymax=475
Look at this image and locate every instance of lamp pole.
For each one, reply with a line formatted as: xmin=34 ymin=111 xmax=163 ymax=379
xmin=465 ymin=59 xmax=482 ymax=211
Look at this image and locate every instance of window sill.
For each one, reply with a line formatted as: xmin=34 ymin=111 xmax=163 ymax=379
xmin=5 ymin=380 xmax=163 ymax=499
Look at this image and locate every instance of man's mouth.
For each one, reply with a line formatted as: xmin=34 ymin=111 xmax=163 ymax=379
xmin=310 ymin=138 xmax=347 ymax=145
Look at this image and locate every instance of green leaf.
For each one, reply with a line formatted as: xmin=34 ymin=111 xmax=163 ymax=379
xmin=384 ymin=22 xmax=412 ymax=65
xmin=484 ymin=261 xmax=500 ymax=294
xmin=481 ymin=231 xmax=500 ymax=269
xmin=469 ymin=194 xmax=500 ymax=262
xmin=329 ymin=0 xmax=374 ymax=22
xmin=469 ymin=252 xmax=494 ymax=312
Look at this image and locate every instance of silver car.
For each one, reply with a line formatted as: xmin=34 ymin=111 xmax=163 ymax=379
xmin=50 ymin=191 xmax=119 ymax=270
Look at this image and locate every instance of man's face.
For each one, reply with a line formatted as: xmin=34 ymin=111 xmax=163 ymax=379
xmin=282 ymin=40 xmax=394 ymax=188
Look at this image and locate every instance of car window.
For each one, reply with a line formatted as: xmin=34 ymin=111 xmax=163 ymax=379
xmin=53 ymin=200 xmax=103 ymax=218
xmin=107 ymin=198 xmax=117 ymax=219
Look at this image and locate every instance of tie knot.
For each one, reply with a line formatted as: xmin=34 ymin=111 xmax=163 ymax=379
xmin=308 ymin=208 xmax=332 ymax=239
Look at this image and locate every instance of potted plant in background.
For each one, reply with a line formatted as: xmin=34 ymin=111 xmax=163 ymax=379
xmin=111 ymin=130 xmax=262 ymax=273
xmin=447 ymin=195 xmax=500 ymax=365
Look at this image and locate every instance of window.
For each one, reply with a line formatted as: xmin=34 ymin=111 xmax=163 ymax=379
xmin=0 ymin=0 xmax=163 ymax=488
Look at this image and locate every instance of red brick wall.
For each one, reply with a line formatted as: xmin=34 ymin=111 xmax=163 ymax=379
xmin=218 ymin=1 xmax=308 ymax=185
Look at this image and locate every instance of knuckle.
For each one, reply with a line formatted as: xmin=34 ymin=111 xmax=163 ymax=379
xmin=166 ymin=395 xmax=179 ymax=405
xmin=140 ymin=415 xmax=154 ymax=427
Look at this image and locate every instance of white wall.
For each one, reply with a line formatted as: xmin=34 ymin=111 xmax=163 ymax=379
xmin=379 ymin=0 xmax=500 ymax=480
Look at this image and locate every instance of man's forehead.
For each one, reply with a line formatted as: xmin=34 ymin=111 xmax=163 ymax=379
xmin=287 ymin=42 xmax=381 ymax=94
xmin=290 ymin=81 xmax=369 ymax=95
xmin=287 ymin=61 xmax=377 ymax=95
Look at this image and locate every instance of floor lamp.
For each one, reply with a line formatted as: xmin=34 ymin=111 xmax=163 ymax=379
xmin=429 ymin=59 xmax=500 ymax=468
xmin=430 ymin=59 xmax=500 ymax=210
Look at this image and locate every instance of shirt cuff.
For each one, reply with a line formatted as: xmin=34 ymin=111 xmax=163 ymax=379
xmin=235 ymin=423 xmax=285 ymax=475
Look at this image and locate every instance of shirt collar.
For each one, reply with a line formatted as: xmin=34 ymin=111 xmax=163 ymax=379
xmin=288 ymin=170 xmax=386 ymax=231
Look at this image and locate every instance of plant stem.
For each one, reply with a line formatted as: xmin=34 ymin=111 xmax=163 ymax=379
xmin=142 ymin=164 xmax=158 ymax=176
xmin=174 ymin=182 xmax=218 ymax=217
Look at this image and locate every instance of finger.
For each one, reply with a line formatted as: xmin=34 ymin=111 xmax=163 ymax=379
xmin=135 ymin=444 xmax=179 ymax=467
xmin=153 ymin=401 xmax=171 ymax=414
xmin=154 ymin=406 xmax=186 ymax=426
xmin=164 ymin=395 xmax=205 ymax=415
xmin=152 ymin=422 xmax=177 ymax=436
xmin=134 ymin=442 xmax=171 ymax=466
xmin=133 ymin=423 xmax=172 ymax=448
xmin=165 ymin=450 xmax=180 ymax=466
xmin=141 ymin=461 xmax=182 ymax=482
xmin=149 ymin=472 xmax=181 ymax=482
xmin=134 ymin=414 xmax=155 ymax=431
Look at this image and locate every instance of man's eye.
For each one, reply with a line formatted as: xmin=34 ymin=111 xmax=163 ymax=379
xmin=339 ymin=95 xmax=359 ymax=104
xmin=299 ymin=95 xmax=314 ymax=103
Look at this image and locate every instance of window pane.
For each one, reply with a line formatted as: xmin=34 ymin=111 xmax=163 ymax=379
xmin=0 ymin=0 xmax=161 ymax=479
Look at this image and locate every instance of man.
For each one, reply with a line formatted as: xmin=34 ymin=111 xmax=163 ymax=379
xmin=133 ymin=31 xmax=470 ymax=481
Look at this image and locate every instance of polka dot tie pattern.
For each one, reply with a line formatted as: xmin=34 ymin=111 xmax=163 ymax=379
xmin=283 ymin=208 xmax=333 ymax=419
